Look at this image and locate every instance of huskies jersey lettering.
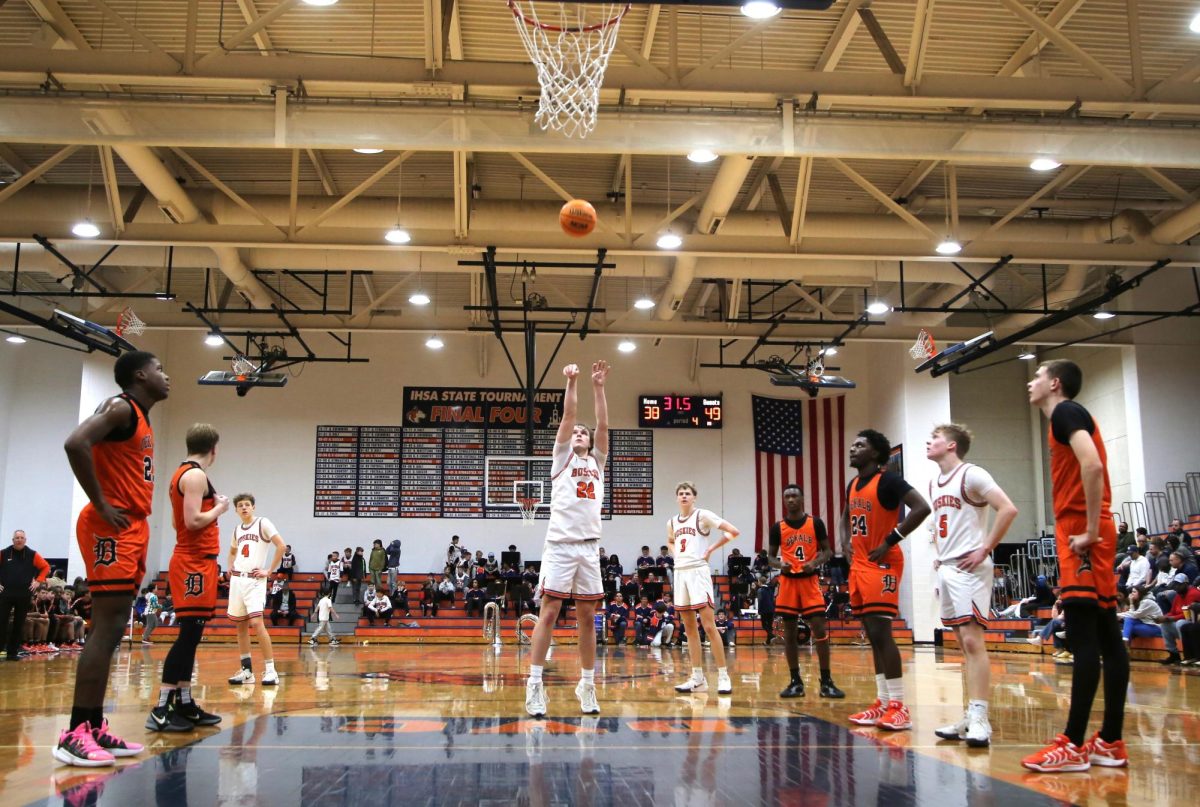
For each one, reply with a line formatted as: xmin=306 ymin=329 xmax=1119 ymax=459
xmin=669 ymin=508 xmax=725 ymax=571
xmin=92 ymin=394 xmax=155 ymax=518
xmin=929 ymin=463 xmax=997 ymax=562
xmin=231 ymin=517 xmax=279 ymax=573
xmin=545 ymin=440 xmax=606 ymax=543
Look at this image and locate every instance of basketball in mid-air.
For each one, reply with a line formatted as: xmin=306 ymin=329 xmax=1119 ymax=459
xmin=560 ymin=199 xmax=597 ymax=237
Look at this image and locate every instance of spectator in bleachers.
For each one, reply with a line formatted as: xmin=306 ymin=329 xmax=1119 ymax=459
xmin=714 ymin=608 xmax=736 ymax=648
xmin=468 ymin=550 xmax=484 ymax=578
xmin=599 ymin=546 xmax=609 ymax=570
xmin=364 ymin=588 xmax=393 ymax=626
xmin=484 ymin=553 xmax=499 ymax=575
xmin=996 ymin=575 xmax=1055 ymax=618
xmin=140 ymin=583 xmax=161 ymax=644
xmin=1168 ymin=534 xmax=1195 ymax=564
xmin=1148 ymin=551 xmax=1175 ymax=600
xmin=1120 ymin=544 xmax=1152 ymax=593
xmin=386 ymin=539 xmax=402 ymax=592
xmin=369 ymin=540 xmax=387 ymax=590
xmin=437 ymin=574 xmax=457 ymax=604
xmin=464 ymin=579 xmax=488 ymax=618
xmin=217 ymin=565 xmax=230 ymax=598
xmin=725 ymin=547 xmax=744 ymax=575
xmin=1169 ymin=550 xmax=1198 ymax=584
xmin=70 ymin=587 xmax=91 ymax=642
xmin=1117 ymin=588 xmax=1163 ymax=645
xmin=350 ymin=547 xmax=366 ymax=605
xmin=270 ymin=578 xmax=300 ymax=626
xmin=1159 ymin=573 xmax=1200 ymax=665
xmin=636 ymin=546 xmax=656 ymax=570
xmin=421 ymin=574 xmax=439 ymax=617
xmin=1028 ymin=593 xmax=1066 ymax=649
xmin=159 ymin=591 xmax=175 ymax=627
xmin=1116 ymin=522 xmax=1134 ymax=554
xmin=753 ymin=550 xmax=771 ymax=578
xmin=605 ymin=554 xmax=623 ymax=581
xmin=325 ymin=553 xmax=342 ymax=602
xmin=1168 ymin=519 xmax=1190 ymax=546
xmin=445 ymin=535 xmax=463 ymax=576
xmin=278 ymin=545 xmax=296 ymax=579
xmin=656 ymin=545 xmax=674 ymax=585
xmin=653 ymin=600 xmax=676 ymax=646
xmin=392 ymin=578 xmax=411 ymax=617
xmin=620 ymin=575 xmax=639 ymax=605
xmin=453 ymin=564 xmax=470 ymax=592
xmin=607 ymin=593 xmax=629 ymax=645
xmin=50 ymin=589 xmax=80 ymax=648
xmin=633 ymin=596 xmax=655 ymax=645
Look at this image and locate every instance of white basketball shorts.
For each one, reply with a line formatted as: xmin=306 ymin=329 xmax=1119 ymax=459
xmin=227 ymin=575 xmax=268 ymax=621
xmin=538 ymin=540 xmax=604 ymax=601
xmin=937 ymin=558 xmax=993 ymax=628
xmin=673 ymin=565 xmax=715 ymax=611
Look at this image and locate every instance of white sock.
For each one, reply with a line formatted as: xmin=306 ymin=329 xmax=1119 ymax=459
xmin=968 ymin=699 xmax=988 ymax=715
xmin=886 ymin=677 xmax=904 ymax=703
xmin=717 ymin=667 xmax=728 ymax=677
xmin=265 ymin=660 xmax=276 ymax=675
xmin=693 ymin=667 xmax=704 ymax=680
xmin=875 ymin=674 xmax=888 ymax=702
xmin=580 ymin=668 xmax=595 ymax=684
xmin=529 ymin=665 xmax=543 ymax=685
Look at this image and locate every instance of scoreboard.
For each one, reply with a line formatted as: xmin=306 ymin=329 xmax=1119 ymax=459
xmin=638 ymin=394 xmax=722 ymax=429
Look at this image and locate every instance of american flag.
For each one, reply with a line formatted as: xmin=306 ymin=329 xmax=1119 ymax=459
xmin=752 ymin=394 xmax=847 ymax=552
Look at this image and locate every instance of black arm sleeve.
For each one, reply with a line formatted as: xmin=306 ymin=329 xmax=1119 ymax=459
xmin=768 ymin=522 xmax=782 ymax=553
xmin=813 ymin=517 xmax=829 ymax=550
xmin=1050 ymin=401 xmax=1095 ymax=446
xmin=877 ymin=472 xmax=914 ymax=511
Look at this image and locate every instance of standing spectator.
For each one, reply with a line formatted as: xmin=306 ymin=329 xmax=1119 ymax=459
xmin=714 ymin=608 xmax=737 ymax=648
xmin=349 ymin=547 xmax=366 ymax=605
xmin=0 ymin=529 xmax=50 ymax=661
xmin=325 ymin=553 xmax=343 ymax=603
xmin=392 ymin=579 xmax=411 ymax=617
xmin=368 ymin=540 xmax=387 ymax=590
xmin=465 ymin=580 xmax=487 ymax=617
xmin=757 ymin=576 xmax=777 ymax=645
xmin=278 ymin=545 xmax=296 ymax=579
xmin=270 ymin=579 xmax=299 ymax=626
xmin=386 ymin=540 xmax=402 ymax=592
xmin=607 ymin=593 xmax=629 ymax=645
xmin=364 ymin=589 xmax=393 ymax=626
xmin=446 ymin=535 xmax=463 ymax=576
xmin=140 ymin=584 xmax=161 ymax=645
xmin=309 ymin=589 xmax=339 ymax=646
xmin=159 ymin=591 xmax=175 ymax=627
xmin=421 ymin=574 xmax=439 ymax=617
xmin=599 ymin=546 xmax=609 ymax=572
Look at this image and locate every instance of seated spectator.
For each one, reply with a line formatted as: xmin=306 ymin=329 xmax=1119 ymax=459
xmin=726 ymin=547 xmax=744 ymax=575
xmin=1167 ymin=519 xmax=1191 ymax=549
xmin=620 ymin=574 xmax=639 ymax=605
xmin=70 ymin=587 xmax=92 ymax=642
xmin=753 ymin=549 xmax=772 ymax=577
xmin=996 ymin=575 xmax=1055 ymax=618
xmin=278 ymin=544 xmax=297 ymax=578
xmin=421 ymin=574 xmax=440 ymax=617
xmin=484 ymin=553 xmax=499 ymax=575
xmin=1172 ymin=550 xmax=1198 ymax=584
xmin=1120 ymin=544 xmax=1151 ymax=593
xmin=522 ymin=564 xmax=539 ymax=591
xmin=656 ymin=545 xmax=674 ymax=584
xmin=605 ymin=554 xmax=623 ymax=581
xmin=636 ymin=546 xmax=656 ymax=569
xmin=1116 ymin=522 xmax=1134 ymax=554
xmin=50 ymin=588 xmax=80 ymax=647
xmin=633 ymin=596 xmax=655 ymax=645
xmin=1159 ymin=573 xmax=1200 ymax=665
xmin=714 ymin=608 xmax=737 ymax=648
xmin=392 ymin=579 xmax=412 ymax=617
xmin=1028 ymin=595 xmax=1066 ymax=648
xmin=1117 ymin=588 xmax=1162 ymax=645
xmin=453 ymin=565 xmax=469 ymax=592
xmin=653 ymin=599 xmax=677 ymax=647
xmin=606 ymin=593 xmax=629 ymax=645
xmin=464 ymin=579 xmax=488 ymax=618
xmin=437 ymin=574 xmax=456 ymax=604
xmin=470 ymin=550 xmax=486 ymax=579
xmin=159 ymin=592 xmax=175 ymax=627
xmin=364 ymin=589 xmax=394 ymax=626
xmin=270 ymin=578 xmax=300 ymax=626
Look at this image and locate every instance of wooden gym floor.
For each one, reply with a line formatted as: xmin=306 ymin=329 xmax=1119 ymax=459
xmin=2 ymin=641 xmax=1197 ymax=806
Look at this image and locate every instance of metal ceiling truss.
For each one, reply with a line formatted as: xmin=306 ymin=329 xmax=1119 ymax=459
xmin=184 ymin=302 xmax=368 ymax=370
xmin=188 ymin=268 xmax=370 ymax=316
xmin=3 ymin=239 xmax=175 ymax=300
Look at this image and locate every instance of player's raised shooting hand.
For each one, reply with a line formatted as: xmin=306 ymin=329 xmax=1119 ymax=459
xmin=563 ymin=364 xmax=580 ymax=379
xmin=591 ymin=360 xmax=609 ymax=386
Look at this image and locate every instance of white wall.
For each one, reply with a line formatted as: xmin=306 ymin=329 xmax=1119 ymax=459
xmin=1071 ymin=346 xmax=1133 ymax=511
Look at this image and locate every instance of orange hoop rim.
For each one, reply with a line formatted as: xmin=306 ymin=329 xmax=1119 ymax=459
xmin=507 ymin=0 xmax=632 ymax=33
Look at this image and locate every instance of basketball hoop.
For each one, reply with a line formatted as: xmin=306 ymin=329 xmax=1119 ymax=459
xmin=231 ymin=355 xmax=258 ymax=376
xmin=114 ymin=307 xmax=146 ymax=338
xmin=518 ymin=497 xmax=541 ymax=525
xmin=507 ymin=0 xmax=632 ymax=138
xmin=909 ymin=328 xmax=937 ymax=361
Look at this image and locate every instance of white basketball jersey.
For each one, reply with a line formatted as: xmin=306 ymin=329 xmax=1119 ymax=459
xmin=929 ymin=463 xmax=997 ymax=562
xmin=545 ymin=440 xmax=606 ymax=543
xmin=670 ymin=508 xmax=724 ymax=571
xmin=232 ymin=516 xmax=278 ymax=573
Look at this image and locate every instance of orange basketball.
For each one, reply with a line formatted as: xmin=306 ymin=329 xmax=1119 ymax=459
xmin=560 ymin=199 xmax=597 ymax=237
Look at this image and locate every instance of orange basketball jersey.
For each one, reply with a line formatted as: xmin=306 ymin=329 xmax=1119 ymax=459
xmin=1048 ymin=403 xmax=1112 ymax=520
xmin=778 ymin=517 xmax=820 ymax=575
xmin=93 ymin=394 xmax=155 ymax=518
xmin=847 ymin=472 xmax=902 ymax=568
xmin=169 ymin=461 xmax=221 ymax=557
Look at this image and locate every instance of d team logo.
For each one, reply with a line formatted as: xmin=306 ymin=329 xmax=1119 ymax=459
xmin=93 ymin=537 xmax=118 ymax=566
xmin=881 ymin=574 xmax=898 ymax=594
xmin=184 ymin=573 xmax=205 ymax=596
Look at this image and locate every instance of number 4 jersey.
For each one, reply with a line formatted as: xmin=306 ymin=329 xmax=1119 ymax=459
xmin=545 ymin=439 xmax=606 ymax=543
xmin=669 ymin=508 xmax=726 ymax=571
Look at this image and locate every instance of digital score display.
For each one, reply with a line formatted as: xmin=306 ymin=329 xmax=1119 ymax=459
xmin=638 ymin=394 xmax=723 ymax=429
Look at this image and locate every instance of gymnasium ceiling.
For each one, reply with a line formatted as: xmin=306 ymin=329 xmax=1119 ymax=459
xmin=1 ymin=0 xmax=1200 ymax=365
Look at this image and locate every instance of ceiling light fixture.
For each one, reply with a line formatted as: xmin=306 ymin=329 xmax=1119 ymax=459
xmin=353 ymin=147 xmax=383 ymax=154
xmin=656 ymin=232 xmax=682 ymax=249
xmin=935 ymin=237 xmax=962 ymax=255
xmin=384 ymin=227 xmax=411 ymax=244
xmin=384 ymin=157 xmax=410 ymax=244
xmin=633 ymin=296 xmax=656 ymax=310
xmin=302 ymin=0 xmax=339 ymax=6
xmin=72 ymin=220 xmax=100 ymax=238
xmin=425 ymin=335 xmax=444 ymax=350
xmin=1018 ymin=350 xmax=1036 ymax=360
xmin=1191 ymin=13 xmax=1200 ymax=33
xmin=687 ymin=149 xmax=718 ymax=163
xmin=204 ymin=332 xmax=224 ymax=347
xmin=1092 ymin=309 xmax=1116 ymax=320
xmin=821 ymin=346 xmax=838 ymax=357
xmin=741 ymin=1 xmax=781 ymax=19
xmin=617 ymin=339 xmax=637 ymax=353
xmin=865 ymin=301 xmax=890 ymax=316
xmin=6 ymin=334 xmax=26 ymax=344
xmin=1029 ymin=157 xmax=1061 ymax=171
xmin=409 ymin=291 xmax=431 ymax=306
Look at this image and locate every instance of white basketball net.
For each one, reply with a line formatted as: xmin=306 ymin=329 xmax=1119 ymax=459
xmin=909 ymin=329 xmax=936 ymax=361
xmin=231 ymin=355 xmax=258 ymax=376
xmin=116 ymin=307 xmax=146 ymax=337
xmin=508 ymin=1 xmax=631 ymax=139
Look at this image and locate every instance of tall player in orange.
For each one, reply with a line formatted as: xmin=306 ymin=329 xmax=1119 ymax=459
xmin=146 ymin=423 xmax=230 ymax=733
xmin=1022 ymin=359 xmax=1129 ymax=773
xmin=840 ymin=429 xmax=930 ymax=732
xmin=58 ymin=351 xmax=168 ymax=766
xmin=772 ymin=483 xmax=844 ymax=699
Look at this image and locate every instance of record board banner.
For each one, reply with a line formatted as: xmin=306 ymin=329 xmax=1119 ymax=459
xmin=402 ymin=387 xmax=566 ymax=430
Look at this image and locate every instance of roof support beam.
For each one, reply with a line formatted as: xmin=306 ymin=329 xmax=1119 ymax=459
xmin=24 ymin=0 xmax=91 ymax=51
xmin=423 ymin=0 xmax=445 ymax=71
xmin=98 ymin=145 xmax=123 ymax=235
xmin=299 ymin=152 xmax=413 ymax=234
xmin=790 ymin=156 xmax=813 ymax=246
xmin=510 ymin=152 xmax=618 ymax=237
xmin=0 ymin=143 xmax=34 ymax=177
xmin=903 ymin=0 xmax=933 ymax=88
xmin=183 ymin=0 xmax=199 ymax=73
xmin=305 ymin=149 xmax=338 ymax=196
xmin=86 ymin=0 xmax=178 ymax=66
xmin=974 ymin=165 xmax=1092 ymax=241
xmin=814 ymin=0 xmax=864 ymax=72
xmin=197 ymin=0 xmax=299 ymax=66
xmin=999 ymin=0 xmax=1133 ymax=91
xmin=856 ymin=6 xmax=905 ymax=76
xmin=1126 ymin=0 xmax=1144 ymax=97
xmin=0 ymin=144 xmax=79 ymax=205
xmin=171 ymin=147 xmax=282 ymax=232
xmin=828 ymin=158 xmax=936 ymax=239
xmin=680 ymin=18 xmax=776 ymax=85
xmin=234 ymin=0 xmax=276 ymax=56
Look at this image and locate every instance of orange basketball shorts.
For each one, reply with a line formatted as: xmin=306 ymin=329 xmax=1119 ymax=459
xmin=1054 ymin=513 xmax=1118 ymax=609
xmin=169 ymin=553 xmax=219 ymax=619
xmin=849 ymin=559 xmax=903 ymax=618
xmin=77 ymin=504 xmax=149 ymax=598
xmin=776 ymin=574 xmax=825 ymax=617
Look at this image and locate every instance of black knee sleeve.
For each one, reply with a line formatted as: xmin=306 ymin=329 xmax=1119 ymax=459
xmin=162 ymin=617 xmax=206 ymax=684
